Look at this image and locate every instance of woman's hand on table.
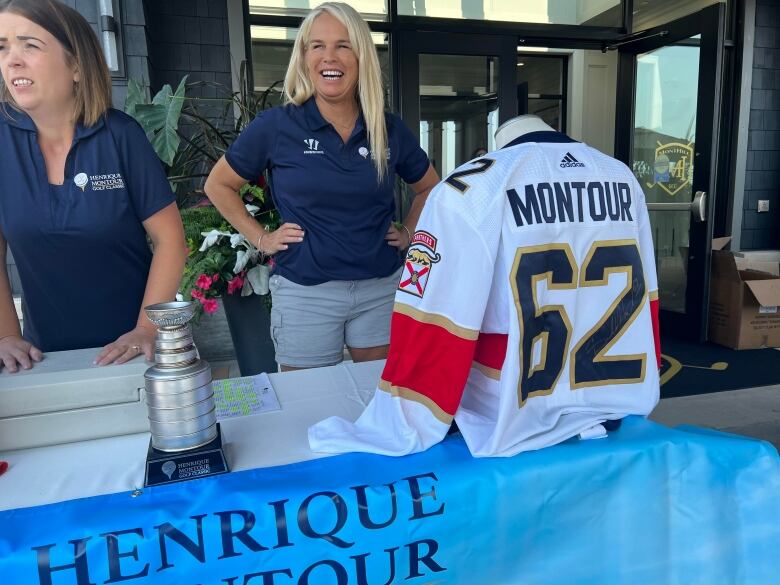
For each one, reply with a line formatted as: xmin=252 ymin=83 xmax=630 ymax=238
xmin=0 ymin=335 xmax=43 ymax=373
xmin=94 ymin=325 xmax=156 ymax=366
xmin=257 ymin=222 xmax=304 ymax=255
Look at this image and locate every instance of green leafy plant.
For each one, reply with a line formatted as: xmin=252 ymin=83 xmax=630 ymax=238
xmin=125 ymin=62 xmax=283 ymax=315
xmin=125 ymin=76 xmax=188 ymax=166
xmin=125 ymin=62 xmax=281 ymax=206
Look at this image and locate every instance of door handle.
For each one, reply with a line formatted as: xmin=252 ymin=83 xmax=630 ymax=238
xmin=691 ymin=191 xmax=707 ymax=222
xmin=646 ymin=191 xmax=707 ymax=222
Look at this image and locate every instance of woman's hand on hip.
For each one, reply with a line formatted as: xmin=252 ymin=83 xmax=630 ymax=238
xmin=258 ymin=223 xmax=304 ymax=255
xmin=94 ymin=325 xmax=156 ymax=366
xmin=0 ymin=335 xmax=42 ymax=373
xmin=385 ymin=224 xmax=410 ymax=250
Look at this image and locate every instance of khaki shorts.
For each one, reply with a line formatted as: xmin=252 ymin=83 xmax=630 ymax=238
xmin=268 ymin=268 xmax=401 ymax=368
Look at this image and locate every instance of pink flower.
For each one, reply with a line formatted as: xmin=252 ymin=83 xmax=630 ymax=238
xmin=227 ymin=275 xmax=244 ymax=295
xmin=267 ymin=257 xmax=275 ymax=269
xmin=211 ymin=274 xmax=220 ymax=284
xmin=196 ymin=273 xmax=212 ymax=290
xmin=202 ymin=298 xmax=218 ymax=314
xmin=190 ymin=288 xmax=205 ymax=301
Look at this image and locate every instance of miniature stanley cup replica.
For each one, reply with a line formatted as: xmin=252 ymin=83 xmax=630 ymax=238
xmin=142 ymin=301 xmax=229 ymax=487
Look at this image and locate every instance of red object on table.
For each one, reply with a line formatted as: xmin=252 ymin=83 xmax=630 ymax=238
xmin=0 ymin=461 xmax=8 ymax=476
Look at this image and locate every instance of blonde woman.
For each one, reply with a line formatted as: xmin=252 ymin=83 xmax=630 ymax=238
xmin=206 ymin=2 xmax=439 ymax=371
xmin=0 ymin=0 xmax=186 ymax=372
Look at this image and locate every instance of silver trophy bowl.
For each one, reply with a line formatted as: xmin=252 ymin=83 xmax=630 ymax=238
xmin=145 ymin=301 xmax=197 ymax=329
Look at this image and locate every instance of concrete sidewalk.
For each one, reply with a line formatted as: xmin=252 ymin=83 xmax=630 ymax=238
xmin=651 ymin=384 xmax=780 ymax=449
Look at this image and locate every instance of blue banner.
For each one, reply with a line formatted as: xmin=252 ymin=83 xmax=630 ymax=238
xmin=1 ymin=417 xmax=779 ymax=584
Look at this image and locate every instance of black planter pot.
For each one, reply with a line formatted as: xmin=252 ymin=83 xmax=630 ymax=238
xmin=221 ymin=293 xmax=277 ymax=376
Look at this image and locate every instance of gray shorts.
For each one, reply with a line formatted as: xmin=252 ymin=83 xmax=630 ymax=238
xmin=268 ymin=268 xmax=401 ymax=368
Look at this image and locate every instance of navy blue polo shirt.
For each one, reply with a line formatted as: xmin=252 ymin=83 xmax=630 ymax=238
xmin=225 ymin=98 xmax=430 ymax=285
xmin=0 ymin=108 xmax=175 ymax=352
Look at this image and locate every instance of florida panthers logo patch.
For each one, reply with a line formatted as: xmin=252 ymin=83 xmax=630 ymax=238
xmin=399 ymin=231 xmax=441 ymax=298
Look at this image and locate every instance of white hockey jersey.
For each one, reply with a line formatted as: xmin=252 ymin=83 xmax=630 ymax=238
xmin=309 ymin=131 xmax=661 ymax=457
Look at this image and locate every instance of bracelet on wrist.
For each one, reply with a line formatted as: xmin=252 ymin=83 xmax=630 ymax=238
xmin=401 ymin=224 xmax=412 ymax=248
xmin=257 ymin=231 xmax=269 ymax=259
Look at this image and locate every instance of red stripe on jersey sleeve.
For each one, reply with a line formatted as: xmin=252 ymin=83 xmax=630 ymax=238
xmin=474 ymin=333 xmax=508 ymax=371
xmin=382 ymin=311 xmax=477 ymax=417
xmin=650 ymin=298 xmax=661 ymax=369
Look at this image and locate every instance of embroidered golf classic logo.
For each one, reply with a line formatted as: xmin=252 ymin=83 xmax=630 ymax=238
xmin=73 ymin=173 xmax=89 ymax=191
xmin=304 ymin=138 xmax=324 ymax=154
xmin=74 ymin=171 xmax=126 ymax=191
xmin=90 ymin=173 xmax=125 ymax=191
xmin=399 ymin=230 xmax=441 ymax=298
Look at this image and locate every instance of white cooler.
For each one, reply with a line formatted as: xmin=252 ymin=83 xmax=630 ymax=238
xmin=0 ymin=348 xmax=149 ymax=451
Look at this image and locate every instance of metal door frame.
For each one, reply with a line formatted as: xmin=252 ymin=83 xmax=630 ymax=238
xmin=614 ymin=3 xmax=726 ymax=341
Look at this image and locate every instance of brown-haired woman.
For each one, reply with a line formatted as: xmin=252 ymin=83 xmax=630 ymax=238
xmin=0 ymin=0 xmax=187 ymax=372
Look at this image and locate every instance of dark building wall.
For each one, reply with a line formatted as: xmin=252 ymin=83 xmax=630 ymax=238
xmin=144 ymin=0 xmax=233 ymax=109
xmin=60 ymin=0 xmax=151 ymax=109
xmin=744 ymin=0 xmax=780 ymax=250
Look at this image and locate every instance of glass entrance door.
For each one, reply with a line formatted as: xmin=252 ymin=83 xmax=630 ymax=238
xmin=615 ymin=3 xmax=726 ymax=340
xmin=418 ymin=53 xmax=500 ymax=178
xmin=399 ymin=31 xmax=518 ymax=180
xmin=634 ymin=42 xmax=701 ymax=315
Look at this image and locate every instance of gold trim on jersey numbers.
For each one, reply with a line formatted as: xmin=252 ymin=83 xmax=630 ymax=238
xmin=511 ymin=243 xmax=576 ymax=408
xmin=570 ymin=239 xmax=647 ymax=389
xmin=393 ymin=302 xmax=479 ymax=341
xmin=528 ymin=331 xmax=549 ymax=377
xmin=509 ymin=240 xmax=650 ymax=409
xmin=378 ymin=379 xmax=453 ymax=424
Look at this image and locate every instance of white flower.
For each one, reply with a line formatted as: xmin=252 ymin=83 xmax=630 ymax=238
xmin=199 ymin=229 xmax=231 ymax=251
xmin=232 ymin=248 xmax=258 ymax=274
xmin=246 ymin=264 xmax=270 ymax=295
xmin=230 ymin=233 xmax=246 ymax=248
xmin=245 ymin=204 xmax=260 ymax=216
xmin=233 ymin=250 xmax=249 ymax=273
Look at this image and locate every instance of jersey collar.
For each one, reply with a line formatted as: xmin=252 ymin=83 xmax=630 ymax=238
xmin=2 ymin=106 xmax=105 ymax=142
xmin=501 ymin=130 xmax=578 ymax=149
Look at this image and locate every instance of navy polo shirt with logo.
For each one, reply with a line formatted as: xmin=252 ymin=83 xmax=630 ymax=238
xmin=225 ymin=98 xmax=430 ymax=285
xmin=0 ymin=108 xmax=174 ymax=352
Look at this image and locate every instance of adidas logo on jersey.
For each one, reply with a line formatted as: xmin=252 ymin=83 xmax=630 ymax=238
xmin=560 ymin=153 xmax=585 ymax=168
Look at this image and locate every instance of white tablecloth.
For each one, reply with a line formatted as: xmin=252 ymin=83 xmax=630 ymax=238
xmin=0 ymin=360 xmax=384 ymax=511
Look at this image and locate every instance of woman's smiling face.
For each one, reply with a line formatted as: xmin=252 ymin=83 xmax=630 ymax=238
xmin=304 ymin=12 xmax=358 ymax=104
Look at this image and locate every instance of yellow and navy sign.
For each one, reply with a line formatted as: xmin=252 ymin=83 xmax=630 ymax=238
xmin=647 ymin=141 xmax=694 ymax=197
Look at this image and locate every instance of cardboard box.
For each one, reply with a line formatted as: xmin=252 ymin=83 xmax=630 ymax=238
xmin=708 ymin=240 xmax=780 ymax=349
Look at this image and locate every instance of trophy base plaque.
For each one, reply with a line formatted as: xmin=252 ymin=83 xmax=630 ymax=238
xmin=144 ymin=423 xmax=229 ymax=487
